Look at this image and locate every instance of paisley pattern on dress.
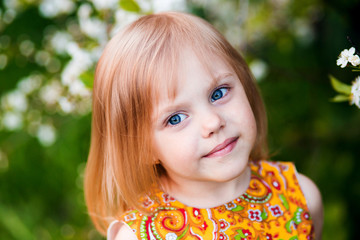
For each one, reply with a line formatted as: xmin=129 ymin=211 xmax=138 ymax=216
xmin=120 ymin=160 xmax=314 ymax=240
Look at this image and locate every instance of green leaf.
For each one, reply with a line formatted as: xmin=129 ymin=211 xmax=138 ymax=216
xmin=234 ymin=234 xmax=242 ymax=240
xmin=79 ymin=69 xmax=94 ymax=89
xmin=285 ymin=220 xmax=293 ymax=233
xmin=119 ymin=0 xmax=141 ymax=13
xmin=279 ymin=194 xmax=289 ymax=210
xmin=231 ymin=205 xmax=244 ymax=212
xmin=261 ymin=209 xmax=268 ymax=220
xmin=329 ymin=75 xmax=351 ymax=95
xmin=177 ymin=225 xmax=189 ymax=239
xmin=0 ymin=205 xmax=35 ymax=240
xmin=289 ymin=236 xmax=299 ymax=240
xmin=330 ymin=94 xmax=350 ymax=102
xmin=235 ymin=229 xmax=246 ymax=239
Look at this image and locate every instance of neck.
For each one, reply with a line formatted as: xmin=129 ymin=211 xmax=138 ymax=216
xmin=160 ymin=165 xmax=251 ymax=208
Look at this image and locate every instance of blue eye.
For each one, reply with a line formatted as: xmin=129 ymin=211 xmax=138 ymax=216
xmin=167 ymin=113 xmax=187 ymax=125
xmin=211 ymin=87 xmax=228 ymax=102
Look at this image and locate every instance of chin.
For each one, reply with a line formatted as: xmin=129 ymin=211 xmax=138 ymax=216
xmin=209 ymin=168 xmax=246 ymax=183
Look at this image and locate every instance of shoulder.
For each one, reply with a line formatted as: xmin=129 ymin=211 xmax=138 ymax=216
xmin=256 ymin=160 xmax=323 ymax=238
xmin=107 ymin=220 xmax=137 ymax=240
xmin=297 ymin=173 xmax=324 ymax=239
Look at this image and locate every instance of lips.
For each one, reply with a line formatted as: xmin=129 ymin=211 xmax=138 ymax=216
xmin=204 ymin=137 xmax=239 ymax=158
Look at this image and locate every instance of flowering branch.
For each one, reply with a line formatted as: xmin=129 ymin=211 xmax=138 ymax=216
xmin=331 ymin=46 xmax=360 ymax=108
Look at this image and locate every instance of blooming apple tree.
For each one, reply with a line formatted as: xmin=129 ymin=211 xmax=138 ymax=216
xmin=0 ymin=0 xmax=186 ymax=152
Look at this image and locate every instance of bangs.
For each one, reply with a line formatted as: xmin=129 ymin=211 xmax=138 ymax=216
xmin=137 ymin=13 xmax=236 ymax=105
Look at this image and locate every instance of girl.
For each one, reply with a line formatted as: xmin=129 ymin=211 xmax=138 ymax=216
xmin=84 ymin=12 xmax=323 ymax=240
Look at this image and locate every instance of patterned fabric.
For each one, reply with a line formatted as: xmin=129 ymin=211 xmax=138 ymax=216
xmin=120 ymin=160 xmax=314 ymax=240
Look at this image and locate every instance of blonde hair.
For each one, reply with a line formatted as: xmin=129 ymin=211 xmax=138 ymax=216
xmin=84 ymin=11 xmax=268 ymax=235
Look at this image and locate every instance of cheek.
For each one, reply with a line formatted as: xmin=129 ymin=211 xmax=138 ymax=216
xmin=246 ymin=110 xmax=258 ymax=147
xmin=229 ymin=100 xmax=257 ymax=141
xmin=153 ymin=130 xmax=197 ymax=163
xmin=244 ymin=107 xmax=257 ymax=134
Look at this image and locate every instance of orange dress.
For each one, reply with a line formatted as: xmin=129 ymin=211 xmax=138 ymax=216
xmin=120 ymin=160 xmax=314 ymax=240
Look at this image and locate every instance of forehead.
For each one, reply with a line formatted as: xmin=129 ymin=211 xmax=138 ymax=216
xmin=151 ymin=49 xmax=236 ymax=120
xmin=153 ymin=48 xmax=234 ymax=103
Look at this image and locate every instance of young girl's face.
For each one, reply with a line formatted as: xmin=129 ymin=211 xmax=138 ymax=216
xmin=152 ymin=49 xmax=257 ymax=187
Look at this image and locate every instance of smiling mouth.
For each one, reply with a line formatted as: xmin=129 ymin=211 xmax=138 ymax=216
xmin=204 ymin=137 xmax=239 ymax=158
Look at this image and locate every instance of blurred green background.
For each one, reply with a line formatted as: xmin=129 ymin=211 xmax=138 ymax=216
xmin=0 ymin=0 xmax=359 ymax=239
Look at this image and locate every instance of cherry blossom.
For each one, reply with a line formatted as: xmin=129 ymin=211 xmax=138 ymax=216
xmin=337 ymin=47 xmax=357 ymax=68
xmin=351 ymin=76 xmax=360 ymax=108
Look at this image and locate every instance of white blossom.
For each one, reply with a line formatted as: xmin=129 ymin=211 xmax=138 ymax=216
xmin=46 ymin=57 xmax=61 ymax=73
xmin=62 ymin=42 xmax=93 ymax=86
xmin=137 ymin=0 xmax=152 ymax=12
xmin=2 ymin=9 xmax=17 ymax=24
xmin=36 ymin=124 xmax=56 ymax=146
xmin=351 ymin=76 xmax=360 ymax=108
xmin=50 ymin=31 xmax=73 ymax=55
xmin=79 ymin=16 xmax=108 ymax=43
xmin=90 ymin=46 xmax=104 ymax=61
xmin=153 ymin=0 xmax=186 ymax=12
xmin=2 ymin=111 xmax=23 ymax=130
xmin=3 ymin=0 xmax=21 ymax=11
xmin=90 ymin=0 xmax=118 ymax=10
xmin=77 ymin=4 xmax=108 ymax=43
xmin=249 ymin=59 xmax=268 ymax=81
xmin=39 ymin=0 xmax=75 ymax=18
xmin=349 ymin=54 xmax=360 ymax=67
xmin=39 ymin=80 xmax=63 ymax=105
xmin=77 ymin=3 xmax=92 ymax=19
xmin=17 ymin=75 xmax=42 ymax=94
xmin=58 ymin=97 xmax=74 ymax=113
xmin=69 ymin=80 xmax=91 ymax=97
xmin=35 ymin=50 xmax=51 ymax=66
xmin=19 ymin=40 xmax=35 ymax=57
xmin=1 ymin=90 xmax=28 ymax=112
xmin=337 ymin=47 xmax=356 ymax=68
xmin=111 ymin=10 xmax=139 ymax=36
xmin=294 ymin=19 xmax=314 ymax=46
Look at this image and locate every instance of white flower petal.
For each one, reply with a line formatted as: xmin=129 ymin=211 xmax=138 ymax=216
xmin=349 ymin=55 xmax=360 ymax=66
xmin=349 ymin=47 xmax=356 ymax=55
xmin=351 ymin=76 xmax=360 ymax=108
xmin=40 ymin=80 xmax=63 ymax=105
xmin=340 ymin=49 xmax=349 ymax=58
xmin=249 ymin=59 xmax=268 ymax=81
xmin=58 ymin=97 xmax=74 ymax=113
xmin=90 ymin=0 xmax=118 ymax=10
xmin=2 ymin=111 xmax=23 ymax=130
xmin=39 ymin=0 xmax=75 ymax=18
xmin=37 ymin=124 xmax=56 ymax=146
xmin=2 ymin=90 xmax=28 ymax=112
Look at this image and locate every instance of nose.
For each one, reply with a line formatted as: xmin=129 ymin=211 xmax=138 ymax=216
xmin=200 ymin=108 xmax=225 ymax=138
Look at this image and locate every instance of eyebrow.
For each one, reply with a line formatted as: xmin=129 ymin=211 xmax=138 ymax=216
xmin=207 ymin=72 xmax=234 ymax=92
